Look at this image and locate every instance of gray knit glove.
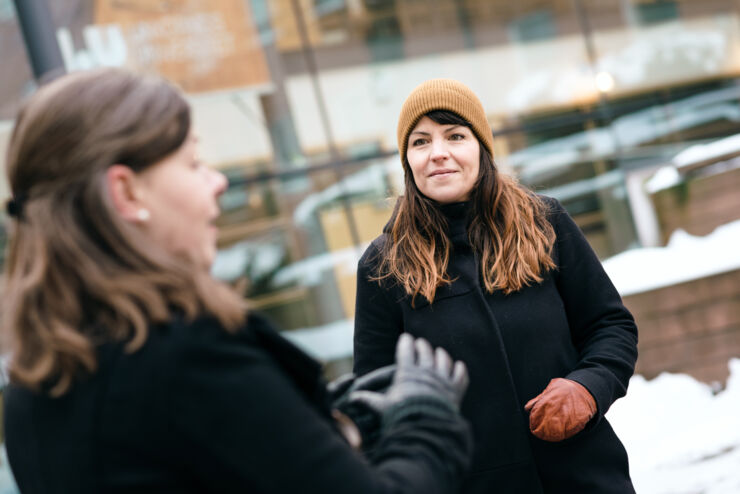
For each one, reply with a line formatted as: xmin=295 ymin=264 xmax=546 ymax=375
xmin=348 ymin=334 xmax=469 ymax=422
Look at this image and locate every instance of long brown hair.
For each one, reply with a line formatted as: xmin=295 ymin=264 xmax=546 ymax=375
xmin=374 ymin=110 xmax=556 ymax=303
xmin=2 ymin=69 xmax=245 ymax=396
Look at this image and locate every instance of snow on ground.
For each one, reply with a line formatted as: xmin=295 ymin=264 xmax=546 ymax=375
xmin=607 ymin=359 xmax=740 ymax=494
xmin=601 ymin=219 xmax=740 ymax=492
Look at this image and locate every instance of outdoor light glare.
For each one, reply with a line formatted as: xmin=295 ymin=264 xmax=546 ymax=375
xmin=595 ymin=71 xmax=615 ymax=93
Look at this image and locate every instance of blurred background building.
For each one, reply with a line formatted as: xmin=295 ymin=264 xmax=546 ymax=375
xmin=1 ymin=0 xmax=739 ymax=380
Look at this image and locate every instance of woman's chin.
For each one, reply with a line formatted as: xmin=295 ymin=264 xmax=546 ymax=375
xmin=431 ymin=194 xmax=467 ymax=205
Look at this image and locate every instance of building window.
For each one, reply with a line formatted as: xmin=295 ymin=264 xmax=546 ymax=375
xmin=0 ymin=0 xmax=15 ymax=22
xmin=634 ymin=0 xmax=678 ymax=25
xmin=508 ymin=9 xmax=556 ymax=43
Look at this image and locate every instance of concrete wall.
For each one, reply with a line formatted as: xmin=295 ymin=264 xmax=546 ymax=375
xmin=624 ymin=268 xmax=740 ymax=387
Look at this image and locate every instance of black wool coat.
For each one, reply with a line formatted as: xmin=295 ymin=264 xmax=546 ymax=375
xmin=354 ymin=196 xmax=638 ymax=494
xmin=4 ymin=312 xmax=471 ymax=494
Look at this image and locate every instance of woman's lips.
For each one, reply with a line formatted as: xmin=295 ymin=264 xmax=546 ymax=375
xmin=429 ymin=169 xmax=457 ymax=178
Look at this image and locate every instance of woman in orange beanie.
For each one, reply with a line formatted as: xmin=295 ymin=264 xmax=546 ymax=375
xmin=353 ymin=78 xmax=638 ymax=493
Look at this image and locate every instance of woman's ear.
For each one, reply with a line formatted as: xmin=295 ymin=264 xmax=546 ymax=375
xmin=106 ymin=165 xmax=145 ymax=223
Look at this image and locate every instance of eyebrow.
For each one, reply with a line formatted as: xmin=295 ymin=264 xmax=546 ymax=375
xmin=409 ymin=125 xmax=464 ymax=136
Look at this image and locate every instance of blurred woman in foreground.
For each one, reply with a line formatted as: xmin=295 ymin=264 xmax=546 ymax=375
xmin=1 ymin=68 xmax=471 ymax=494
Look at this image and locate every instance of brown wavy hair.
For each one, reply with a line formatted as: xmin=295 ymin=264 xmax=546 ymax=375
xmin=2 ymin=69 xmax=245 ymax=396
xmin=374 ymin=110 xmax=556 ymax=303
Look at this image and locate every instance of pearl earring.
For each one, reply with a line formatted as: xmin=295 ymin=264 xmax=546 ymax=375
xmin=136 ymin=208 xmax=151 ymax=222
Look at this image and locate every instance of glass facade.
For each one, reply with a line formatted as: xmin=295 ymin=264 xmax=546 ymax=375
xmin=1 ymin=0 xmax=740 ymax=375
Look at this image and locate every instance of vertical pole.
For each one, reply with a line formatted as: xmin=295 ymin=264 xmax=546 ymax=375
xmin=289 ymin=0 xmax=362 ymax=248
xmin=573 ymin=0 xmax=637 ymax=253
xmin=12 ymin=0 xmax=65 ymax=82
xmin=572 ymin=0 xmax=615 ymax=129
xmin=573 ymin=0 xmax=623 ymax=156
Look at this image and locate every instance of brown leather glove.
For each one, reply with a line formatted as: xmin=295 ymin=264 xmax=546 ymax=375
xmin=524 ymin=378 xmax=597 ymax=442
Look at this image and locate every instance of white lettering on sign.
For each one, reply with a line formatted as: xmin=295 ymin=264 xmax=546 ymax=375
xmin=57 ymin=25 xmax=127 ymax=71
xmin=56 ymin=13 xmax=236 ymax=76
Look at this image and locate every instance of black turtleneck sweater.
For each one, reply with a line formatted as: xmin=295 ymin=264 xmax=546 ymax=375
xmin=353 ymin=196 xmax=638 ymax=494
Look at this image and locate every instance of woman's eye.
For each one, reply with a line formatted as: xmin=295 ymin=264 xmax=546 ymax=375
xmin=449 ymin=133 xmax=465 ymax=141
xmin=411 ymin=138 xmax=427 ymax=146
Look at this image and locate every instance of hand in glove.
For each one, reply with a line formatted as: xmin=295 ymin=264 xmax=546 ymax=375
xmin=524 ymin=378 xmax=597 ymax=442
xmin=328 ymin=365 xmax=396 ymax=449
xmin=328 ymin=365 xmax=396 ymax=408
xmin=349 ymin=333 xmax=469 ymax=418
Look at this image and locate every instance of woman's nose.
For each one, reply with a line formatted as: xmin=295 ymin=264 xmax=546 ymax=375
xmin=212 ymin=169 xmax=228 ymax=197
xmin=430 ymin=138 xmax=449 ymax=161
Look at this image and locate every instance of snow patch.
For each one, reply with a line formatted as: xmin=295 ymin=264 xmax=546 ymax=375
xmin=608 ymin=359 xmax=740 ymax=494
xmin=603 ymin=220 xmax=740 ymax=296
xmin=673 ymin=133 xmax=740 ymax=169
xmin=645 ymin=165 xmax=682 ymax=193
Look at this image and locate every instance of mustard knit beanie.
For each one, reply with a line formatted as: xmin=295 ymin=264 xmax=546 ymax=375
xmin=397 ymin=78 xmax=494 ymax=163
